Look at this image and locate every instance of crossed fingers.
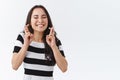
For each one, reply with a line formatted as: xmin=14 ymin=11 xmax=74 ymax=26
xmin=24 ymin=24 xmax=30 ymax=34
xmin=49 ymin=27 xmax=54 ymax=36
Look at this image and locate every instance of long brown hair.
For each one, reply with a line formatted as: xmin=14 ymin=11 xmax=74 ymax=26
xmin=25 ymin=5 xmax=59 ymax=65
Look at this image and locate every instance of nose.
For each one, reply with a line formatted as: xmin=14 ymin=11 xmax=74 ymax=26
xmin=37 ymin=18 xmax=43 ymax=23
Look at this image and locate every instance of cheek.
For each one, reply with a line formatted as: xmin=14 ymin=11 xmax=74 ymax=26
xmin=44 ymin=18 xmax=48 ymax=23
xmin=45 ymin=20 xmax=48 ymax=25
xmin=31 ymin=20 xmax=36 ymax=25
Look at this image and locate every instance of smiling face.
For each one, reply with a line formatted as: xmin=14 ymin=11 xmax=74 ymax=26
xmin=31 ymin=8 xmax=48 ymax=33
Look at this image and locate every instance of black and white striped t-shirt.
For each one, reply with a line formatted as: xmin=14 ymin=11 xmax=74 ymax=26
xmin=13 ymin=31 xmax=65 ymax=80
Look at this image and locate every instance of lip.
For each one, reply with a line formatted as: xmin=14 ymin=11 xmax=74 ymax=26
xmin=36 ymin=24 xmax=44 ymax=27
xmin=38 ymin=25 xmax=43 ymax=27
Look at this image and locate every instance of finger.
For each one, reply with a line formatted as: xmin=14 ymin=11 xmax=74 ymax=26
xmin=30 ymin=33 xmax=34 ymax=38
xmin=24 ymin=24 xmax=29 ymax=33
xmin=24 ymin=24 xmax=29 ymax=29
xmin=46 ymin=35 xmax=49 ymax=39
xmin=49 ymin=27 xmax=54 ymax=36
xmin=46 ymin=35 xmax=49 ymax=41
xmin=49 ymin=27 xmax=52 ymax=36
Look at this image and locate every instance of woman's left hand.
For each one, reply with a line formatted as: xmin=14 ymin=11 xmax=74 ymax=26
xmin=46 ymin=27 xmax=56 ymax=48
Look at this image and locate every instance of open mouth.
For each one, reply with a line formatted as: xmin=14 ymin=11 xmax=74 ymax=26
xmin=36 ymin=24 xmax=44 ymax=28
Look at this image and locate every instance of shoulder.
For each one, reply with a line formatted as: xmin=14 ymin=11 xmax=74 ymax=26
xmin=16 ymin=31 xmax=25 ymax=39
xmin=19 ymin=31 xmax=25 ymax=38
xmin=16 ymin=31 xmax=25 ymax=44
xmin=56 ymin=35 xmax=63 ymax=45
xmin=57 ymin=39 xmax=62 ymax=45
xmin=56 ymin=37 xmax=64 ymax=51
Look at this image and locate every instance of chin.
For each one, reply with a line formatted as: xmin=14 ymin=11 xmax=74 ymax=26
xmin=37 ymin=29 xmax=43 ymax=31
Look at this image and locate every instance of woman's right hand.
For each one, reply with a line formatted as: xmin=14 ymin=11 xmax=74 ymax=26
xmin=24 ymin=24 xmax=34 ymax=46
xmin=12 ymin=24 xmax=33 ymax=70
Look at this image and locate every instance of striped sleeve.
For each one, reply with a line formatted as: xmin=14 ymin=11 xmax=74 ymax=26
xmin=57 ymin=39 xmax=65 ymax=57
xmin=13 ymin=32 xmax=24 ymax=53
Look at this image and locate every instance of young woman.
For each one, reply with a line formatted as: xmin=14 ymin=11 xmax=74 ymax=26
xmin=11 ymin=5 xmax=68 ymax=80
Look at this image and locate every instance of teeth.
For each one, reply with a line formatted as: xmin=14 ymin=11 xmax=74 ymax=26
xmin=37 ymin=24 xmax=43 ymax=27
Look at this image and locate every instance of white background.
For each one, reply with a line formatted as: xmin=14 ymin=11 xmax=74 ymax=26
xmin=0 ymin=0 xmax=120 ymax=80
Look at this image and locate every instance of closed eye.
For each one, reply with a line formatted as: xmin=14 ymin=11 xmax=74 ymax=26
xmin=33 ymin=15 xmax=38 ymax=19
xmin=42 ymin=15 xmax=47 ymax=19
xmin=33 ymin=14 xmax=47 ymax=19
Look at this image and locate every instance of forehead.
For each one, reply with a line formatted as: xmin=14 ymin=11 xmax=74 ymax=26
xmin=32 ymin=8 xmax=46 ymax=15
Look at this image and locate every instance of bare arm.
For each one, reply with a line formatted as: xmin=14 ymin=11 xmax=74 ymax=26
xmin=11 ymin=44 xmax=28 ymax=70
xmin=46 ymin=27 xmax=68 ymax=72
xmin=51 ymin=45 xmax=68 ymax=72
xmin=11 ymin=24 xmax=33 ymax=70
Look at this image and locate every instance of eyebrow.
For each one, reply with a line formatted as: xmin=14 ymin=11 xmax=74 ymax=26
xmin=33 ymin=15 xmax=38 ymax=17
xmin=33 ymin=14 xmax=47 ymax=17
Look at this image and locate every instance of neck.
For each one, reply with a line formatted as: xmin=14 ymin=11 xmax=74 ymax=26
xmin=33 ymin=32 xmax=43 ymax=42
